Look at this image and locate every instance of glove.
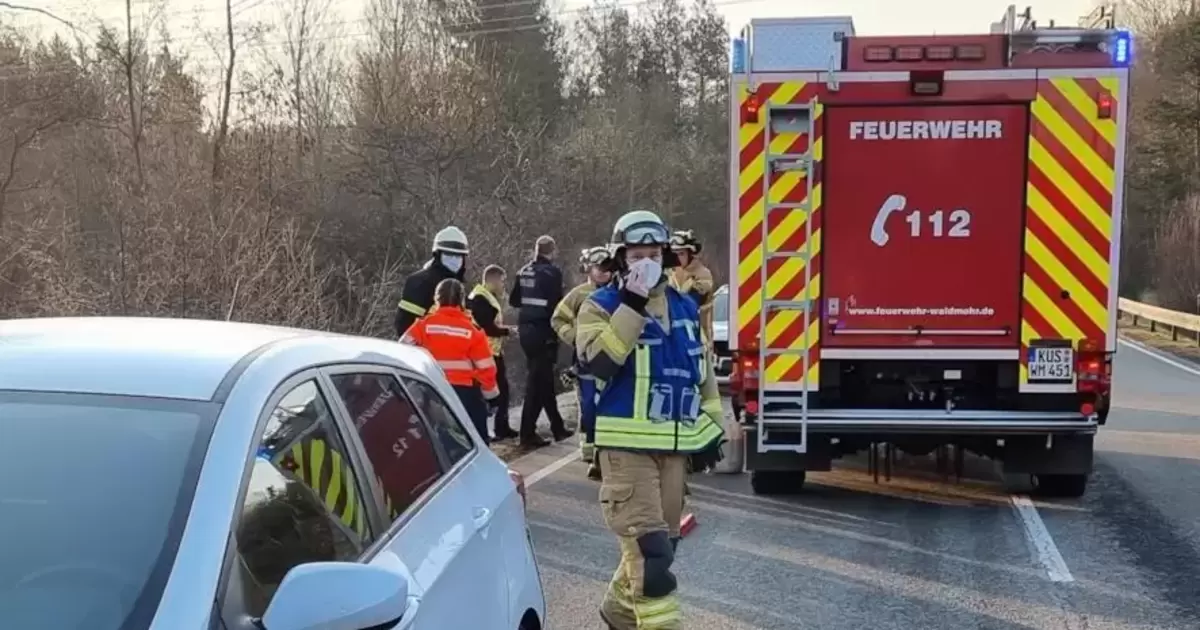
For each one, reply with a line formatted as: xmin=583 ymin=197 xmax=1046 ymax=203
xmin=688 ymin=440 xmax=726 ymax=473
xmin=623 ymin=257 xmax=662 ymax=297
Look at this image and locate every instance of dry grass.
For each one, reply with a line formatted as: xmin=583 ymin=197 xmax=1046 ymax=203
xmin=1118 ymin=314 xmax=1200 ymax=365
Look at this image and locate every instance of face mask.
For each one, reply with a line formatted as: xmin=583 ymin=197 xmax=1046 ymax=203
xmin=441 ymin=254 xmax=464 ymax=274
xmin=625 ymin=257 xmax=663 ymax=289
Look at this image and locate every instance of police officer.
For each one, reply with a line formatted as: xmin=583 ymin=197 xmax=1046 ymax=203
xmin=668 ymin=229 xmax=716 ymax=347
xmin=552 ymin=245 xmax=615 ymax=480
xmin=576 ymin=210 xmax=725 ymax=630
xmin=510 ymin=234 xmax=572 ymax=447
xmin=394 ymin=226 xmax=469 ymax=338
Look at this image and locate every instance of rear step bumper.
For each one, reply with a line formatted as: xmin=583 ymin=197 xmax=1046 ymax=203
xmin=755 ymin=408 xmax=1097 ymax=435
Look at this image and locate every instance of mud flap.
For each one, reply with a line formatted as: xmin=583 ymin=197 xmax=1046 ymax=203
xmin=1002 ymin=434 xmax=1093 ymax=475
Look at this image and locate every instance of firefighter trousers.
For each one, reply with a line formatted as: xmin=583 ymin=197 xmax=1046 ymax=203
xmin=577 ymin=379 xmax=595 ymax=463
xmin=597 ymin=449 xmax=687 ymax=630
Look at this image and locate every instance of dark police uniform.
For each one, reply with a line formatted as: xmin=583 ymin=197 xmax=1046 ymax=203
xmin=509 ymin=255 xmax=570 ymax=444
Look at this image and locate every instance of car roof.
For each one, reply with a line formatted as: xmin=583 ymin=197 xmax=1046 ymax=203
xmin=0 ymin=317 xmax=424 ymax=401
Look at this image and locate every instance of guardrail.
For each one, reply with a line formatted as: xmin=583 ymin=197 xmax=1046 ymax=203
xmin=1118 ymin=298 xmax=1200 ymax=346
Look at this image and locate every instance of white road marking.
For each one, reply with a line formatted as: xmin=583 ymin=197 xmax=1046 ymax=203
xmin=1010 ymin=494 xmax=1074 ymax=583
xmin=524 ymin=450 xmax=582 ymax=487
xmin=1119 ymin=337 xmax=1200 ymax=377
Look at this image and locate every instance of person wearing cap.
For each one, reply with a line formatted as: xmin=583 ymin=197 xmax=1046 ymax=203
xmin=401 ymin=278 xmax=500 ymax=443
xmin=668 ymin=229 xmax=715 ymax=348
xmin=468 ymin=264 xmax=518 ymax=440
xmin=510 ymin=234 xmax=572 ymax=447
xmin=575 ymin=210 xmax=725 ymax=630
xmin=394 ymin=226 xmax=470 ymax=338
xmin=552 ymin=245 xmax=616 ymax=480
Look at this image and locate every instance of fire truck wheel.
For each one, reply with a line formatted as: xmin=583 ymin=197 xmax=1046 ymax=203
xmin=750 ymin=470 xmax=806 ymax=495
xmin=1035 ymin=473 xmax=1089 ymax=498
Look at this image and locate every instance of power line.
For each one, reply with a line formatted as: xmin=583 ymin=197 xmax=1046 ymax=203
xmin=0 ymin=0 xmax=761 ymax=80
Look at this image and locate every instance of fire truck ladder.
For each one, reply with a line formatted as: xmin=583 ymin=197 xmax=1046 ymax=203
xmin=757 ymin=99 xmax=817 ymax=456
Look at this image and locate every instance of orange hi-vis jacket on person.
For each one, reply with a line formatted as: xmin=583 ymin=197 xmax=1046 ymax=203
xmin=401 ymin=306 xmax=500 ymax=399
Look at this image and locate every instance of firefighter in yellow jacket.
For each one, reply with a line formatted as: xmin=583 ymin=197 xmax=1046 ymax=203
xmin=552 ymin=245 xmax=615 ymax=480
xmin=668 ymin=229 xmax=715 ymax=347
xmin=576 ymin=210 xmax=725 ymax=630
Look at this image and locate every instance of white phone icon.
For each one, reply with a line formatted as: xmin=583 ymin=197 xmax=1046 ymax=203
xmin=870 ymin=194 xmax=907 ymax=247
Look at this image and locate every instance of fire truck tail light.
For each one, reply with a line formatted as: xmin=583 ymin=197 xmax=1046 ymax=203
xmin=742 ymin=92 xmax=761 ymax=124
xmin=1097 ymin=92 xmax=1114 ymax=119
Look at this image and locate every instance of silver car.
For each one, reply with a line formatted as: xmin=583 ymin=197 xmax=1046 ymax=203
xmin=712 ymin=284 xmax=732 ymax=390
xmin=0 ymin=317 xmax=546 ymax=630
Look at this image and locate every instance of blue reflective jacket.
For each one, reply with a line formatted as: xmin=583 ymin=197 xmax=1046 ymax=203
xmin=589 ymin=285 xmax=723 ymax=454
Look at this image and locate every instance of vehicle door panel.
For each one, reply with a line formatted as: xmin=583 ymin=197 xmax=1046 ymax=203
xmin=400 ymin=375 xmax=513 ymax=628
xmin=324 ymin=368 xmax=503 ymax=629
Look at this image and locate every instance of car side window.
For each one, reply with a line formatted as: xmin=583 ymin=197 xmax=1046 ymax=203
xmin=232 ymin=380 xmax=374 ymax=618
xmin=402 ymin=377 xmax=475 ymax=465
xmin=330 ymin=372 xmax=445 ymax=522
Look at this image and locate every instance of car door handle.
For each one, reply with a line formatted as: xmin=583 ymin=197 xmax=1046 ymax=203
xmin=472 ymin=506 xmax=493 ymax=531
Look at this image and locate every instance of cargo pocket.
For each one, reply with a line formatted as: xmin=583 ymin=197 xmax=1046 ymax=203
xmin=599 ymin=483 xmax=636 ymax=534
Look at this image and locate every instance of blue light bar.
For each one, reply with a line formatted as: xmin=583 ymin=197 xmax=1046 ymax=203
xmin=731 ymin=37 xmax=747 ymax=73
xmin=1112 ymin=30 xmax=1133 ymax=67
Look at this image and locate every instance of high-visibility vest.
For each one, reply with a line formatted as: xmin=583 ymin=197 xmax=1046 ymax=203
xmin=401 ymin=307 xmax=500 ymax=399
xmin=589 ymin=286 xmax=724 ymax=454
xmin=468 ymin=284 xmax=505 ymax=356
xmin=273 ymin=438 xmax=369 ymax=539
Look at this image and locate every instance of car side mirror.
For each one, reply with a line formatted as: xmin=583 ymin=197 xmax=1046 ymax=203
xmin=260 ymin=561 xmax=410 ymax=630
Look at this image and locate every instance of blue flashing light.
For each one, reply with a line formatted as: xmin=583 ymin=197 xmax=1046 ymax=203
xmin=731 ymin=37 xmax=746 ymax=73
xmin=1112 ymin=30 xmax=1133 ymax=67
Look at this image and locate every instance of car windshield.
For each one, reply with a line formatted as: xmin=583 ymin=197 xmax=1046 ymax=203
xmin=0 ymin=391 xmax=215 ymax=630
xmin=713 ymin=289 xmax=729 ymax=322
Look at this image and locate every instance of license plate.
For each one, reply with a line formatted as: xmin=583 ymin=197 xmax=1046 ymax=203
xmin=1027 ymin=346 xmax=1074 ymax=382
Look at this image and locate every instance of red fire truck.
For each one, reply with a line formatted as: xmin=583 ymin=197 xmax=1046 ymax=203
xmin=727 ymin=6 xmax=1130 ymax=497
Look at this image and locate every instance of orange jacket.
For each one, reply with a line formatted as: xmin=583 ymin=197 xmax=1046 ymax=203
xmin=401 ymin=306 xmax=500 ymax=399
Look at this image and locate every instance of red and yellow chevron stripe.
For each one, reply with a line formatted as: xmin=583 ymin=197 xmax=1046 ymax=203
xmin=1020 ymin=76 xmax=1117 ymax=383
xmin=736 ymin=80 xmax=823 ymax=389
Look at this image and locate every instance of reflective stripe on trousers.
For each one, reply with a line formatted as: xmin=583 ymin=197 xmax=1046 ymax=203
xmin=597 ymin=450 xmax=686 ymax=630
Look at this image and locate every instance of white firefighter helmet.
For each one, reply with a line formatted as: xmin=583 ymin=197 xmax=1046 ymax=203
xmin=610 ymin=210 xmax=670 ymax=248
xmin=670 ymin=229 xmax=702 ymax=255
xmin=579 ymin=245 xmax=613 ymax=268
xmin=432 ymin=226 xmax=469 ymax=255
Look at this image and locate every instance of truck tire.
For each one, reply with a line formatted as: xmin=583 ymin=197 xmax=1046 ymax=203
xmin=1036 ymin=473 xmax=1088 ymax=498
xmin=750 ymin=470 xmax=805 ymax=495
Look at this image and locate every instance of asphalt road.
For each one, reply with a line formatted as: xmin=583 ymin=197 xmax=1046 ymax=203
xmin=508 ymin=338 xmax=1200 ymax=629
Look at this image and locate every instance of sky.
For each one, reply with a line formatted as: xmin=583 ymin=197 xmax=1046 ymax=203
xmin=10 ymin=0 xmax=1105 ymax=100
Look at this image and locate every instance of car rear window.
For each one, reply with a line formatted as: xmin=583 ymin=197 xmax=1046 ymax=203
xmin=0 ymin=392 xmax=213 ymax=630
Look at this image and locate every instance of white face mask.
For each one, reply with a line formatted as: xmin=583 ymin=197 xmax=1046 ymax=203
xmin=441 ymin=254 xmax=464 ymax=274
xmin=626 ymin=257 xmax=663 ymax=289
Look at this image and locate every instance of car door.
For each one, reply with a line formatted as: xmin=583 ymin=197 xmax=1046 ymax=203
xmin=220 ymin=373 xmax=396 ymax=630
xmin=323 ymin=366 xmax=507 ymax=629
xmin=399 ymin=375 xmax=516 ymax=625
